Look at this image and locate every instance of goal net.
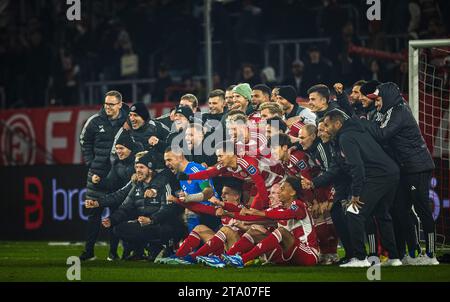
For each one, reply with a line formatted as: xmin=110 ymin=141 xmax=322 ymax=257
xmin=409 ymin=39 xmax=450 ymax=250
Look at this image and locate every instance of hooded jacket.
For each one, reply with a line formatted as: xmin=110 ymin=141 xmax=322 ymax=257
xmin=336 ymin=117 xmax=399 ymax=197
xmin=364 ymin=82 xmax=435 ymax=174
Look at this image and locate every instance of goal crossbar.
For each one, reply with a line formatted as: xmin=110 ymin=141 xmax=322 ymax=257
xmin=408 ymin=39 xmax=450 ymax=121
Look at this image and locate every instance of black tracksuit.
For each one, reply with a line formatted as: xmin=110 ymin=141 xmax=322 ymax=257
xmin=106 ymin=177 xmax=186 ymax=255
xmin=79 ymin=105 xmax=129 ymax=253
xmin=336 ymin=117 xmax=400 ymax=260
xmin=130 ymin=120 xmax=169 ymax=163
xmin=156 ymin=112 xmax=173 ymax=130
xmin=80 ymin=106 xmax=129 ymax=199
xmin=202 ymin=112 xmax=226 ymax=134
xmin=308 ymin=138 xmax=354 ymax=259
xmin=96 ymin=168 xmax=177 ymax=254
xmin=97 ymin=150 xmax=139 ymax=255
xmin=363 ymin=82 xmax=436 ymax=257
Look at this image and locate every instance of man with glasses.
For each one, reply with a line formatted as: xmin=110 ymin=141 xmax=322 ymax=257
xmin=79 ymin=90 xmax=129 ymax=261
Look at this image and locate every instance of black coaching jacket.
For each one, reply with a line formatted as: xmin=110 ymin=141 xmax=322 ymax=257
xmin=79 ymin=105 xmax=129 ymax=199
xmin=335 ymin=117 xmax=399 ymax=197
xmin=363 ymin=82 xmax=435 ymax=174
xmin=103 ymin=176 xmax=184 ymax=227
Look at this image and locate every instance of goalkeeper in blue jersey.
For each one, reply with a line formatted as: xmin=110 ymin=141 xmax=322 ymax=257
xmin=164 ymin=146 xmax=221 ymax=233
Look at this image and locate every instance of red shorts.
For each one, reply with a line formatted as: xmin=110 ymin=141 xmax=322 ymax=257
xmin=265 ymin=239 xmax=319 ymax=266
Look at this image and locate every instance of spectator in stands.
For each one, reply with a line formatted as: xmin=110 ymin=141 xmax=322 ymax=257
xmin=153 ymin=63 xmax=173 ymax=102
xmin=303 ymin=45 xmax=333 ymax=90
xmin=52 ymin=48 xmax=80 ymax=106
xmin=260 ymin=66 xmax=278 ymax=88
xmin=238 ymin=63 xmax=261 ymax=88
xmin=368 ymin=60 xmax=385 ymax=82
xmin=283 ymin=60 xmax=307 ymax=97
xmin=24 ymin=27 xmax=51 ymax=107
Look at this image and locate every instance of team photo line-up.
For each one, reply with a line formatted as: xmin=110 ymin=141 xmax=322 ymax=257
xmin=78 ymin=79 xmax=438 ymax=268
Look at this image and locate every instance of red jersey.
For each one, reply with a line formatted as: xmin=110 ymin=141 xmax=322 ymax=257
xmin=265 ymin=200 xmax=318 ymax=249
xmin=287 ymin=120 xmax=305 ymax=138
xmin=281 ymin=150 xmax=314 ymax=179
xmin=235 ymin=131 xmax=270 ymax=158
xmin=248 ymin=111 xmax=262 ymax=124
xmin=279 ymin=150 xmax=315 ymax=202
xmin=187 ymin=155 xmax=285 ymax=209
xmin=178 ymin=201 xmax=267 ymax=234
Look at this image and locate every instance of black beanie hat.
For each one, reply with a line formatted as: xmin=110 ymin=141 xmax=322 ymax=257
xmin=277 ymin=85 xmax=297 ymax=105
xmin=135 ymin=151 xmax=155 ymax=169
xmin=130 ymin=102 xmax=150 ymax=121
xmin=360 ymin=80 xmax=381 ymax=96
xmin=174 ymin=105 xmax=194 ymax=121
xmin=115 ymin=131 xmax=137 ymax=151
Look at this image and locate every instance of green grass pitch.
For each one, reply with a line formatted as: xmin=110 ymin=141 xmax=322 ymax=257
xmin=1 ymin=241 xmax=450 ymax=282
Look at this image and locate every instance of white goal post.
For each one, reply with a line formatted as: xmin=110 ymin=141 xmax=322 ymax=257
xmin=408 ymin=38 xmax=450 ymax=247
xmin=408 ymin=39 xmax=450 ymax=121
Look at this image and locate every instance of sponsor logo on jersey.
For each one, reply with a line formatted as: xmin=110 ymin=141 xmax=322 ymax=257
xmin=296 ymin=160 xmax=307 ymax=170
xmin=246 ymin=165 xmax=257 ymax=175
xmin=290 ymin=204 xmax=298 ymax=211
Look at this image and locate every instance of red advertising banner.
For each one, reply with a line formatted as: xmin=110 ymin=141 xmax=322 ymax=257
xmin=0 ymin=103 xmax=176 ymax=166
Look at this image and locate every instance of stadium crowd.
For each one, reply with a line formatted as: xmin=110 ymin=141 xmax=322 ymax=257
xmin=1 ymin=0 xmax=448 ymax=107
xmin=78 ymin=77 xmax=439 ymax=268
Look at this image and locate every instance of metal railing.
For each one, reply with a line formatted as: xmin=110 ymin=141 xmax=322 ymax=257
xmin=264 ymin=38 xmax=332 ymax=82
xmin=264 ymin=34 xmax=410 ymax=82
xmin=82 ymin=78 xmax=157 ymax=105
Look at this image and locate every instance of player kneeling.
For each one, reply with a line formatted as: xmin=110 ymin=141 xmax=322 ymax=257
xmin=205 ymin=177 xmax=319 ymax=268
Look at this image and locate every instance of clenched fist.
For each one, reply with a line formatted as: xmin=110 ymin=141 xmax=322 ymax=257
xmin=85 ymin=200 xmax=99 ymax=208
xmin=333 ymin=83 xmax=344 ymax=94
xmin=102 ymin=218 xmax=111 ymax=228
xmin=92 ymin=174 xmax=101 ymax=184
xmin=148 ymin=136 xmax=159 ymax=146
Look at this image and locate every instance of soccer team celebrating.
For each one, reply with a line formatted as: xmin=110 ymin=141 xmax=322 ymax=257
xmin=79 ymin=79 xmax=439 ymax=268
